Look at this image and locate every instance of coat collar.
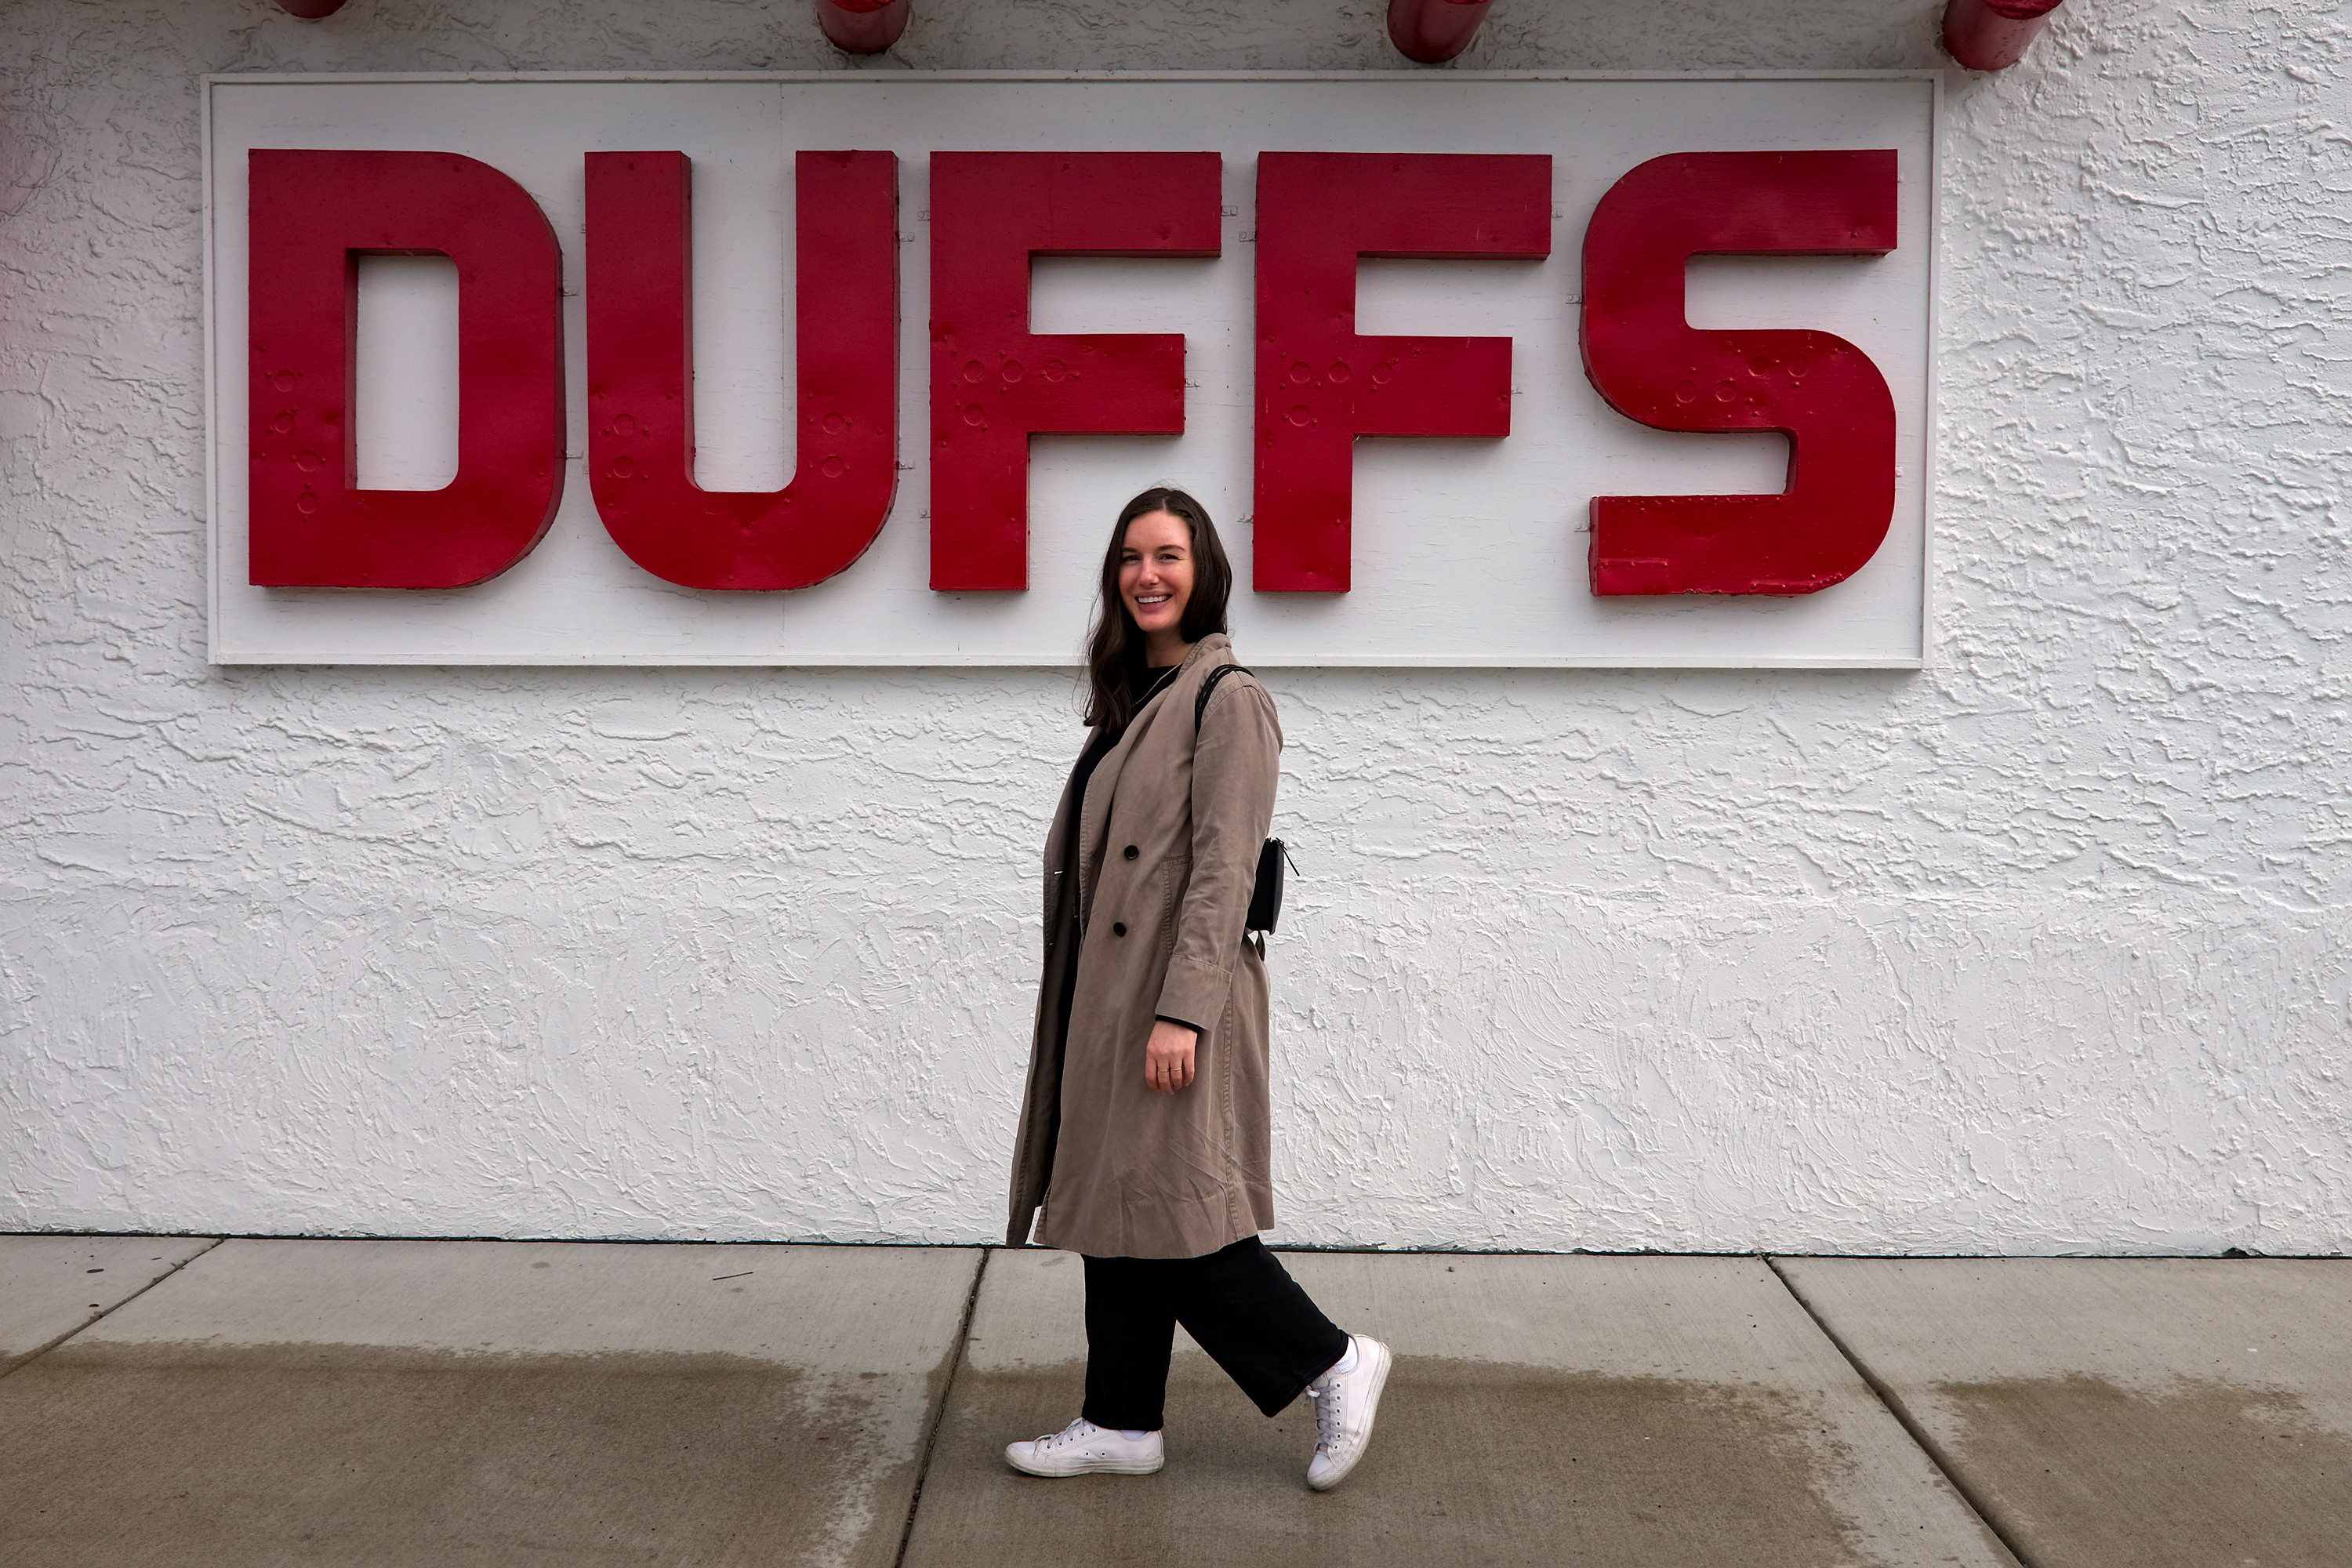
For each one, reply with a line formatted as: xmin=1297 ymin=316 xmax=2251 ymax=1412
xmin=1070 ymin=632 xmax=1236 ymax=912
xmin=1127 ymin=631 xmax=1231 ymax=733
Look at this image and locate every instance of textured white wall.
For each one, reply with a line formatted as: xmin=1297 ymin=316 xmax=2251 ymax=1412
xmin=2 ymin=0 xmax=2345 ymax=1254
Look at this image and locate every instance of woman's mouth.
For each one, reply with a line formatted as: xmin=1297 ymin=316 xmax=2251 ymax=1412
xmin=1135 ymin=593 xmax=1171 ymax=607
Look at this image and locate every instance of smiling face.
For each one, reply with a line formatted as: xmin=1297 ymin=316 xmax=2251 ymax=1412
xmin=1118 ymin=509 xmax=1196 ymax=662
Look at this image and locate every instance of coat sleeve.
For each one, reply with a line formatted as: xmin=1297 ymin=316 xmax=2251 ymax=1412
xmin=1156 ymin=677 xmax=1280 ymax=1031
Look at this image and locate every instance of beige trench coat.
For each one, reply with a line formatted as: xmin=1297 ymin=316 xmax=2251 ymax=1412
xmin=1005 ymin=633 xmax=1281 ymax=1258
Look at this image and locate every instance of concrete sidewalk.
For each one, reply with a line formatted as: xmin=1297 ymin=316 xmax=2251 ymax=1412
xmin=0 ymin=1238 xmax=2343 ymax=1567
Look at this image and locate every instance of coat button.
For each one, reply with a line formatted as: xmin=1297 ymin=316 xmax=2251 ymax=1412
xmin=1112 ymin=922 xmax=1127 ymax=937
xmin=1123 ymin=844 xmax=1139 ymax=860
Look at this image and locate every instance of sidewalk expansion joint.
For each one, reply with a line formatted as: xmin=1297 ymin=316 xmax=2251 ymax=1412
xmin=1762 ymin=1254 xmax=2040 ymax=1568
xmin=891 ymin=1243 xmax=990 ymax=1568
xmin=0 ymin=1236 xmax=227 ymax=1385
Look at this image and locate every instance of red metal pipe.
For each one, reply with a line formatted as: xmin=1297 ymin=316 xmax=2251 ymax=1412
xmin=272 ymin=0 xmax=347 ymax=16
xmin=1942 ymin=0 xmax=2067 ymax=71
xmin=818 ymin=0 xmax=910 ymax=55
xmin=1386 ymin=0 xmax=1494 ymax=66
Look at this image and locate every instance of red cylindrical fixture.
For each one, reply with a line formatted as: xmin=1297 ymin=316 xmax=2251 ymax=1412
xmin=818 ymin=0 xmax=910 ymax=55
xmin=1386 ymin=0 xmax=1494 ymax=66
xmin=273 ymin=0 xmax=348 ymax=16
xmin=1942 ymin=0 xmax=2067 ymax=71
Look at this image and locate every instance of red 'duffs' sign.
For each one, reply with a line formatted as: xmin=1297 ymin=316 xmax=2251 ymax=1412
xmin=208 ymin=74 xmax=1936 ymax=666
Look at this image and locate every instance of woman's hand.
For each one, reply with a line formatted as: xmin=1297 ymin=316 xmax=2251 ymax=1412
xmin=1144 ymin=1019 xmax=1198 ymax=1094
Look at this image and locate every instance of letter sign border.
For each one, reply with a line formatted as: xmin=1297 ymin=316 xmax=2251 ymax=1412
xmin=202 ymin=71 xmax=1937 ymax=669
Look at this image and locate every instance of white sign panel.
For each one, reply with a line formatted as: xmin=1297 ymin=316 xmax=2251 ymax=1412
xmin=205 ymin=72 xmax=1937 ymax=666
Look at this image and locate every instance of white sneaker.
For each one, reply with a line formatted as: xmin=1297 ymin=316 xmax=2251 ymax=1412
xmin=1004 ymin=1417 xmax=1165 ymax=1477
xmin=1305 ymin=1335 xmax=1392 ymax=1490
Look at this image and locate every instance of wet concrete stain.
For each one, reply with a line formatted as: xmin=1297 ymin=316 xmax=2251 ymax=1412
xmin=1933 ymin=1373 xmax=2352 ymax=1568
xmin=0 ymin=1339 xmax=916 ymax=1567
xmin=907 ymin=1359 xmax=1868 ymax=1568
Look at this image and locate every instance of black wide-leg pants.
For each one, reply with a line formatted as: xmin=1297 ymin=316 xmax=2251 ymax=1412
xmin=1080 ymin=1236 xmax=1351 ymax=1432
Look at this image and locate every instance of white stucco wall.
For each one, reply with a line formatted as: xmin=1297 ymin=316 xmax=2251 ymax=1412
xmin=2 ymin=0 xmax=2345 ymax=1254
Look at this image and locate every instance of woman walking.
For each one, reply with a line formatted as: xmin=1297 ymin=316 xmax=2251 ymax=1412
xmin=1003 ymin=486 xmax=1391 ymax=1490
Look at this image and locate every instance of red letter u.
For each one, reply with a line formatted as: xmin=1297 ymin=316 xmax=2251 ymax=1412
xmin=586 ymin=150 xmax=899 ymax=590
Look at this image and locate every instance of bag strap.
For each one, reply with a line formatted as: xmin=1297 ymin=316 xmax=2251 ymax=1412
xmin=1195 ymin=663 xmax=1251 ymax=735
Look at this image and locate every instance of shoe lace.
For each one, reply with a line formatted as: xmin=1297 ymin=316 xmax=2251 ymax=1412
xmin=1311 ymin=1381 xmax=1342 ymax=1450
xmin=1041 ymin=1418 xmax=1096 ymax=1451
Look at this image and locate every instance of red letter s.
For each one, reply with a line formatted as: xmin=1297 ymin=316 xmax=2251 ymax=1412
xmin=1582 ymin=150 xmax=1899 ymax=596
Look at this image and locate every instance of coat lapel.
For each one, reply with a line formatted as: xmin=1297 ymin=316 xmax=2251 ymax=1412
xmin=1073 ymin=633 xmax=1229 ymax=928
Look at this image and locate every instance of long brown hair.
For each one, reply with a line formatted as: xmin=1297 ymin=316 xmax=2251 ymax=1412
xmin=1082 ymin=487 xmax=1232 ymax=731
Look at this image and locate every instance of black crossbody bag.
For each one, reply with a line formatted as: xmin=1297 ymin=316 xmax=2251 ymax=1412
xmin=1196 ymin=664 xmax=1293 ymax=935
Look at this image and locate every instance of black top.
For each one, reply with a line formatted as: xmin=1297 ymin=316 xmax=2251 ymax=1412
xmin=1065 ymin=663 xmax=1174 ymax=811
